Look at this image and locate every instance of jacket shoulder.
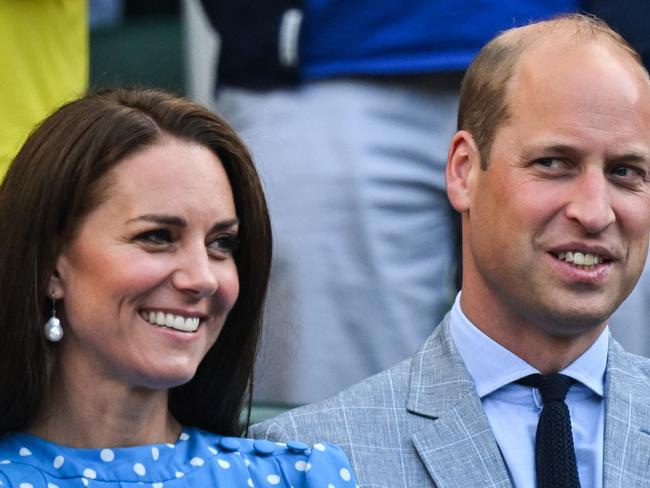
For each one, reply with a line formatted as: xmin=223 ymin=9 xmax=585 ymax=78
xmin=250 ymin=355 xmax=414 ymax=444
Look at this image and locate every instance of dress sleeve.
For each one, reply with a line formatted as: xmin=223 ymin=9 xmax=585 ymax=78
xmin=303 ymin=442 xmax=357 ymax=487
xmin=245 ymin=439 xmax=357 ymax=487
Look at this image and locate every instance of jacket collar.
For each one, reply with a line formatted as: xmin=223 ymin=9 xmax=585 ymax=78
xmin=407 ymin=315 xmax=513 ymax=487
xmin=603 ymin=338 xmax=650 ymax=487
xmin=406 ymin=316 xmax=650 ymax=488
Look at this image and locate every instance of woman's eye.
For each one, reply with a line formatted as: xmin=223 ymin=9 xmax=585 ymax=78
xmin=208 ymin=234 xmax=239 ymax=255
xmin=135 ymin=229 xmax=173 ymax=245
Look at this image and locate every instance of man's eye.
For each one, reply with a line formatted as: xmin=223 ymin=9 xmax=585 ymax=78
xmin=135 ymin=229 xmax=173 ymax=245
xmin=610 ymin=165 xmax=647 ymax=186
xmin=612 ymin=166 xmax=638 ymax=178
xmin=535 ymin=158 xmax=565 ymax=169
xmin=208 ymin=234 xmax=239 ymax=255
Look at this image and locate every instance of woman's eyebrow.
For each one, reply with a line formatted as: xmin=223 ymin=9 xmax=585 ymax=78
xmin=126 ymin=214 xmax=187 ymax=227
xmin=127 ymin=215 xmax=240 ymax=231
xmin=210 ymin=218 xmax=240 ymax=234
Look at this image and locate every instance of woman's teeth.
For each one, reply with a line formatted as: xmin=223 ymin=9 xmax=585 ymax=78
xmin=140 ymin=311 xmax=200 ymax=332
xmin=557 ymin=251 xmax=602 ymax=268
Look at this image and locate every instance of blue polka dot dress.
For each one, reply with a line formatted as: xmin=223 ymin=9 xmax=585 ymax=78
xmin=0 ymin=426 xmax=357 ymax=487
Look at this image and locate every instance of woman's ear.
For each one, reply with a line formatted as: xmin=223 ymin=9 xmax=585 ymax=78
xmin=48 ymin=257 xmax=67 ymax=300
xmin=446 ymin=130 xmax=481 ymax=213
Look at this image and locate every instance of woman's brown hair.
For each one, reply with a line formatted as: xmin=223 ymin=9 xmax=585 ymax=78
xmin=0 ymin=88 xmax=272 ymax=436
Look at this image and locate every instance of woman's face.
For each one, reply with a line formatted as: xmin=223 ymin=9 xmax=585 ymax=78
xmin=51 ymin=137 xmax=240 ymax=390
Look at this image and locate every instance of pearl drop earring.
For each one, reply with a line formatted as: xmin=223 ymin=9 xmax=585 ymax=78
xmin=44 ymin=293 xmax=63 ymax=342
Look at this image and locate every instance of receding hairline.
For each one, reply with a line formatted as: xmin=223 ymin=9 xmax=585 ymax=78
xmin=458 ymin=13 xmax=650 ymax=168
xmin=501 ymin=16 xmax=650 ymax=130
xmin=501 ymin=14 xmax=645 ymax=71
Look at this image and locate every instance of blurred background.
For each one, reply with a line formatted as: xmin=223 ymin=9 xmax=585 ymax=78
xmin=5 ymin=0 xmax=650 ymax=423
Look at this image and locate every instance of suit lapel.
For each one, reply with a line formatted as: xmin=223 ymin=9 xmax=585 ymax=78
xmin=407 ymin=316 xmax=512 ymax=488
xmin=603 ymin=339 xmax=650 ymax=487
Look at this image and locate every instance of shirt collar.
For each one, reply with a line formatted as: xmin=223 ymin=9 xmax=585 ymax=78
xmin=449 ymin=292 xmax=607 ymax=399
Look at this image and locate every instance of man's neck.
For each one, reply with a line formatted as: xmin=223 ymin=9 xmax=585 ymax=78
xmin=459 ymin=291 xmax=607 ymax=373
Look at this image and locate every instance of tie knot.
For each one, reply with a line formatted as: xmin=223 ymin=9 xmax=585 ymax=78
xmin=517 ymin=373 xmax=574 ymax=403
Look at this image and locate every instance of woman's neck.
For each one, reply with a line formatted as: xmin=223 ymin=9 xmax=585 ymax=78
xmin=28 ymin=368 xmax=182 ymax=448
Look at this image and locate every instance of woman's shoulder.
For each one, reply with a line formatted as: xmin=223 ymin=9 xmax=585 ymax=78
xmin=0 ymin=428 xmax=356 ymax=487
xmin=209 ymin=434 xmax=356 ymax=487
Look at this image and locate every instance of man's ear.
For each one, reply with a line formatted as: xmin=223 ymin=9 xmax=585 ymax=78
xmin=446 ymin=130 xmax=481 ymax=212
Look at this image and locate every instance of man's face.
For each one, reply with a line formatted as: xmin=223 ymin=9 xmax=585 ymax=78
xmin=462 ymin=42 xmax=650 ymax=337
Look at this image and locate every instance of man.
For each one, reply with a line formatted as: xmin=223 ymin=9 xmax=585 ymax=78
xmin=251 ymin=14 xmax=650 ymax=487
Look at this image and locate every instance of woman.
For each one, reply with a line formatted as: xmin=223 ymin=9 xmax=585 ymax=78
xmin=0 ymin=88 xmax=356 ymax=487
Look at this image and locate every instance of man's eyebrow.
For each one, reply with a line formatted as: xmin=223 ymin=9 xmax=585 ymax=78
xmin=606 ymin=151 xmax=650 ymax=165
xmin=530 ymin=143 xmax=579 ymax=156
xmin=527 ymin=143 xmax=650 ymax=162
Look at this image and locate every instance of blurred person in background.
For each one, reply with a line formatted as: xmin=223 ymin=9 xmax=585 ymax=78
xmin=0 ymin=0 xmax=88 ymax=174
xmin=197 ymin=0 xmax=578 ymax=406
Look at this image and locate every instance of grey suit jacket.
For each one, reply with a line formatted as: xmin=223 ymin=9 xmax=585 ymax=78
xmin=250 ymin=315 xmax=650 ymax=487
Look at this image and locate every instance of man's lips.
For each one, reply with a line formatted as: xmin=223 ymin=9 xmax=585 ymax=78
xmin=548 ymin=243 xmax=618 ymax=269
xmin=554 ymin=250 xmax=603 ymax=267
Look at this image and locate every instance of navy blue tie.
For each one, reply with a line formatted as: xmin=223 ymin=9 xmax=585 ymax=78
xmin=517 ymin=373 xmax=581 ymax=488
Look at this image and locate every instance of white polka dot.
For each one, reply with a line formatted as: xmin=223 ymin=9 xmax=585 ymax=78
xmin=152 ymin=483 xmax=164 ymax=488
xmin=134 ymin=463 xmax=147 ymax=476
xmin=340 ymin=468 xmax=351 ymax=481
xmin=313 ymin=443 xmax=326 ymax=451
xmin=179 ymin=432 xmax=190 ymax=441
xmin=190 ymin=457 xmax=204 ymax=466
xmin=244 ymin=458 xmax=251 ymax=466
xmin=247 ymin=479 xmax=254 ymax=487
xmin=208 ymin=447 xmax=218 ymax=455
xmin=295 ymin=461 xmax=307 ymax=471
xmin=175 ymin=472 xmax=184 ymax=478
xmin=166 ymin=443 xmax=175 ymax=448
xmin=266 ymin=474 xmax=281 ymax=485
xmin=100 ymin=449 xmax=115 ymax=462
xmin=81 ymin=479 xmax=89 ymax=487
xmin=48 ymin=484 xmax=59 ymax=488
xmin=19 ymin=483 xmax=33 ymax=488
xmin=328 ymin=484 xmax=335 ymax=488
xmin=53 ymin=455 xmax=64 ymax=469
xmin=151 ymin=447 xmax=160 ymax=461
xmin=0 ymin=460 xmax=10 ymax=464
xmin=18 ymin=447 xmax=31 ymax=456
xmin=83 ymin=468 xmax=97 ymax=479
xmin=217 ymin=459 xmax=230 ymax=469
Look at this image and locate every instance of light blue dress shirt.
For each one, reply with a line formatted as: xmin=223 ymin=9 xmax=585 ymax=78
xmin=449 ymin=293 xmax=606 ymax=488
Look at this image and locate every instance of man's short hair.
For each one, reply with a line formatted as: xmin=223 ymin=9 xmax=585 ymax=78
xmin=458 ymin=13 xmax=645 ymax=169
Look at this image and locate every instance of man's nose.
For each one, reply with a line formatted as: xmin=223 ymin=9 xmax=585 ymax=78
xmin=564 ymin=169 xmax=616 ymax=234
xmin=172 ymin=247 xmax=219 ymax=298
